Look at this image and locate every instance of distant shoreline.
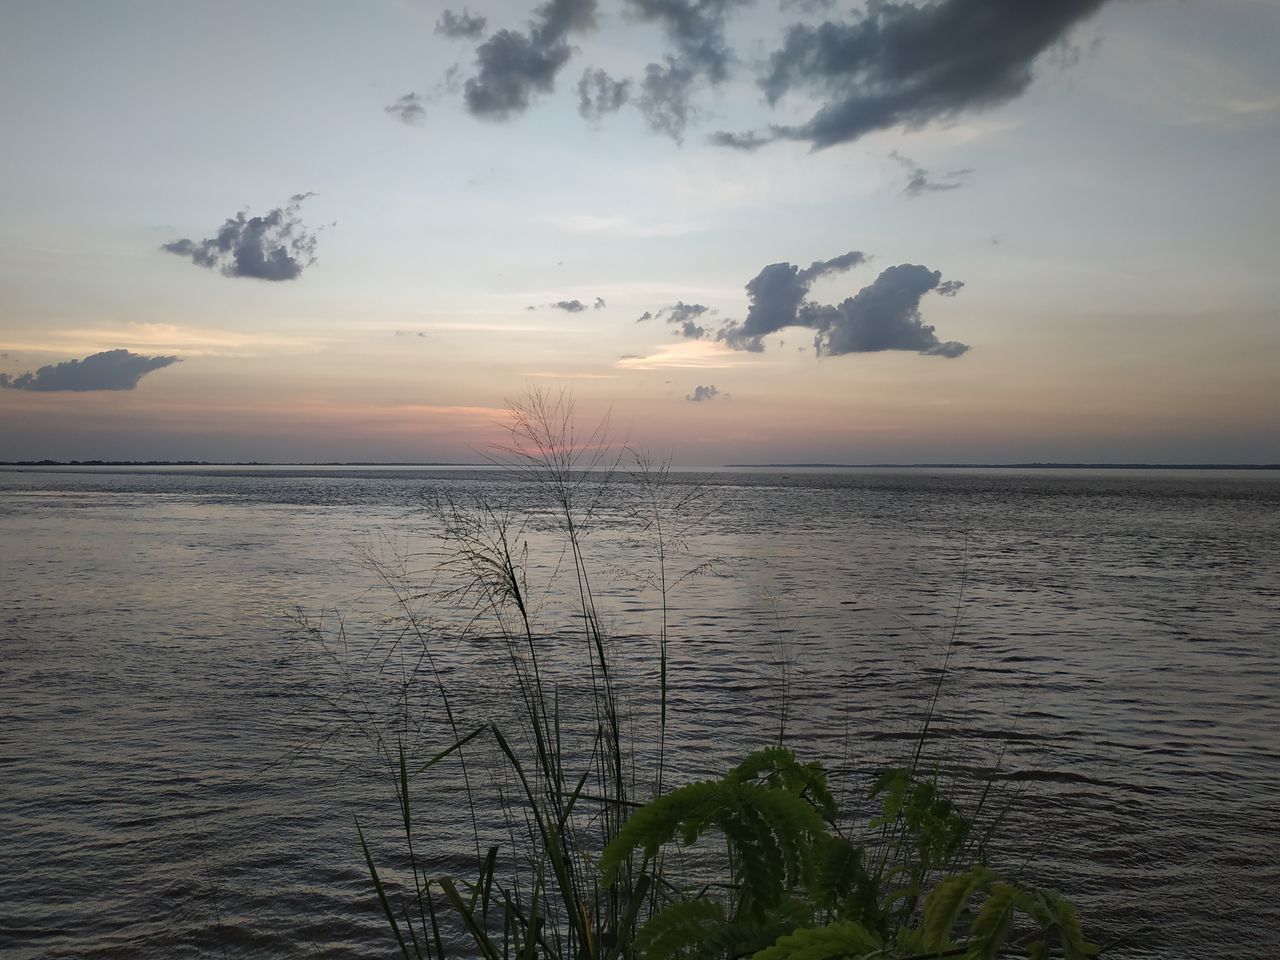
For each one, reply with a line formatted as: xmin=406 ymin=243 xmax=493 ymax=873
xmin=2 ymin=460 xmax=1277 ymax=471
xmin=722 ymin=462 xmax=1280 ymax=470
xmin=0 ymin=460 xmax=483 ymax=467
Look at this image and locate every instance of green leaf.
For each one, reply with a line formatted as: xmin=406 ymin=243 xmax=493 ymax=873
xmin=356 ymin=817 xmax=415 ymax=960
xmin=752 ymin=921 xmax=881 ymax=960
xmin=634 ymin=898 xmax=726 ymax=960
xmin=965 ymin=882 xmax=1017 ymax=960
xmin=920 ymin=868 xmax=995 ymax=951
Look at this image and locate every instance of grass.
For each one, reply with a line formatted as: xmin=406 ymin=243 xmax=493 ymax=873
xmin=301 ymin=388 xmax=1102 ymax=960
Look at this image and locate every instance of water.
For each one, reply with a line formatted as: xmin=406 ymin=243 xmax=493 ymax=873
xmin=1 ymin=466 xmax=1277 ymax=959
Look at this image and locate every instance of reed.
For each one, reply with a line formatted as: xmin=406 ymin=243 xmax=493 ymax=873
xmin=341 ymin=388 xmax=1097 ymax=960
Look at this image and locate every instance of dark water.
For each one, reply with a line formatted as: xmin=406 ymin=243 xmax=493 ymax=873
xmin=1 ymin=466 xmax=1277 ymax=959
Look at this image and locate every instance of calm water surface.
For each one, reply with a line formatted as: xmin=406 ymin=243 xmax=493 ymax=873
xmin=1 ymin=466 xmax=1277 ymax=959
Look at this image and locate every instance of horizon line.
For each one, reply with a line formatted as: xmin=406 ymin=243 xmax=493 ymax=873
xmin=2 ymin=459 xmax=1278 ymax=471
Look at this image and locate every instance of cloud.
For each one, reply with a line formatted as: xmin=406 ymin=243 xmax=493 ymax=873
xmin=730 ymin=0 xmax=1107 ymax=150
xmin=385 ymin=66 xmax=464 ymax=125
xmin=617 ymin=340 xmax=752 ymax=370
xmin=889 ymin=151 xmax=971 ymax=196
xmin=463 ymin=0 xmax=598 ymax=120
xmin=594 ymin=296 xmax=607 ymax=309
xmin=801 ymin=264 xmax=968 ymax=357
xmin=162 ymin=194 xmax=320 ymax=281
xmin=708 ymin=129 xmax=774 ymax=151
xmin=552 ymin=299 xmax=589 ymax=312
xmin=437 ymin=8 xmax=488 ymax=38
xmin=715 ymin=255 xmax=967 ymax=358
xmin=624 ymin=0 xmax=746 ymax=84
xmin=0 ymin=349 xmax=179 ymax=392
xmin=686 ymin=384 xmax=720 ymax=401
xmin=636 ymin=58 xmax=700 ymax=141
xmin=385 ymin=92 xmax=427 ymax=124
xmin=619 ymin=0 xmax=750 ymax=140
xmin=578 ymin=67 xmax=631 ymax=120
xmin=718 ymin=251 xmax=865 ymax=350
xmin=654 ymin=301 xmax=715 ymax=338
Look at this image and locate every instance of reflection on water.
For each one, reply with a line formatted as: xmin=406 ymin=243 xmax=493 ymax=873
xmin=1 ymin=466 xmax=1278 ymax=959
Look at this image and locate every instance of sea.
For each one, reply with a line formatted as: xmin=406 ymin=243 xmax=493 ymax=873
xmin=1 ymin=465 xmax=1277 ymax=959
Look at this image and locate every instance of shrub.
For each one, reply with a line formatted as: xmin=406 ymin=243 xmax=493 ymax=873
xmin=345 ymin=389 xmax=1096 ymax=960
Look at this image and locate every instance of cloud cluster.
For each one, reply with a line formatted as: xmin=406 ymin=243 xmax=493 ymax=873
xmin=800 ymin=264 xmax=968 ymax=357
xmin=437 ymin=8 xmax=488 ymax=39
xmin=686 ymin=384 xmax=720 ymax=402
xmin=637 ymin=300 xmax=715 ymax=339
xmin=384 ymin=66 xmax=464 ymax=125
xmin=162 ymin=194 xmax=320 ymax=281
xmin=404 ymin=0 xmax=1108 ymax=150
xmin=385 ymin=92 xmax=427 ymax=124
xmin=890 ymin=151 xmax=971 ymax=196
xmin=0 ymin=349 xmax=179 ymax=392
xmin=533 ymin=297 xmax=608 ymax=312
xmin=463 ymin=0 xmax=598 ymax=120
xmin=748 ymin=0 xmax=1107 ymax=149
xmin=638 ymin=252 xmax=967 ymax=359
xmin=623 ymin=0 xmax=750 ymax=141
xmin=578 ymin=67 xmax=631 ymax=120
xmin=718 ymin=251 xmax=865 ymax=351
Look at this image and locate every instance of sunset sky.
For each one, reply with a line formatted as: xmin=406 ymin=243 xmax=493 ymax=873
xmin=1 ymin=0 xmax=1277 ymax=465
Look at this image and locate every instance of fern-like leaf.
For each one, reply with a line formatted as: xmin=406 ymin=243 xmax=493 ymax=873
xmin=634 ymin=898 xmax=726 ymax=960
xmin=920 ymin=867 xmax=995 ymax=951
xmin=721 ymin=789 xmax=787 ymax=915
xmin=1045 ymin=891 xmax=1089 ymax=960
xmin=964 ymin=882 xmax=1017 ymax=960
xmin=728 ymin=748 xmax=838 ymax=820
xmin=753 ymin=921 xmax=881 ymax=960
xmin=600 ymin=780 xmax=723 ymax=882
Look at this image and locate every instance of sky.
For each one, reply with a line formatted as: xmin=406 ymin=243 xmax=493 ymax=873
xmin=0 ymin=0 xmax=1277 ymax=465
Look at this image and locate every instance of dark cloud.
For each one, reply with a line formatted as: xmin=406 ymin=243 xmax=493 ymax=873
xmin=801 ymin=264 xmax=968 ymax=356
xmin=636 ymin=58 xmax=699 ymax=141
xmin=624 ymin=0 xmax=746 ymax=83
xmin=708 ymin=129 xmax=774 ymax=151
xmin=464 ymin=0 xmax=598 ymax=120
xmin=385 ymin=92 xmax=427 ymax=125
xmin=718 ymin=251 xmax=865 ymax=350
xmin=551 ymin=299 xmax=589 ymax=312
xmin=578 ymin=67 xmax=631 ymax=120
xmin=593 ymin=296 xmax=607 ymax=309
xmin=675 ymin=318 xmax=705 ymax=339
xmin=686 ymin=384 xmax=720 ymax=402
xmin=386 ymin=66 xmax=465 ymax=125
xmin=890 ymin=151 xmax=971 ymax=195
xmin=715 ymin=254 xmax=967 ymax=358
xmin=0 ymin=350 xmax=179 ymax=392
xmin=638 ymin=300 xmax=715 ymax=338
xmin=437 ymin=8 xmax=488 ymax=38
xmin=780 ymin=0 xmax=834 ymax=11
xmin=162 ymin=194 xmax=320 ymax=281
xmin=622 ymin=0 xmax=751 ymax=140
xmin=664 ymin=301 xmax=711 ymax=323
xmin=753 ymin=0 xmax=1107 ymax=149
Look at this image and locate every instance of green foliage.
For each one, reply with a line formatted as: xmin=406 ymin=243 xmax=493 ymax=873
xmin=752 ymin=921 xmax=881 ymax=960
xmin=634 ymin=899 xmax=726 ymax=960
xmin=600 ymin=750 xmax=1093 ymax=960
xmin=346 ymin=391 xmax=1097 ymax=960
